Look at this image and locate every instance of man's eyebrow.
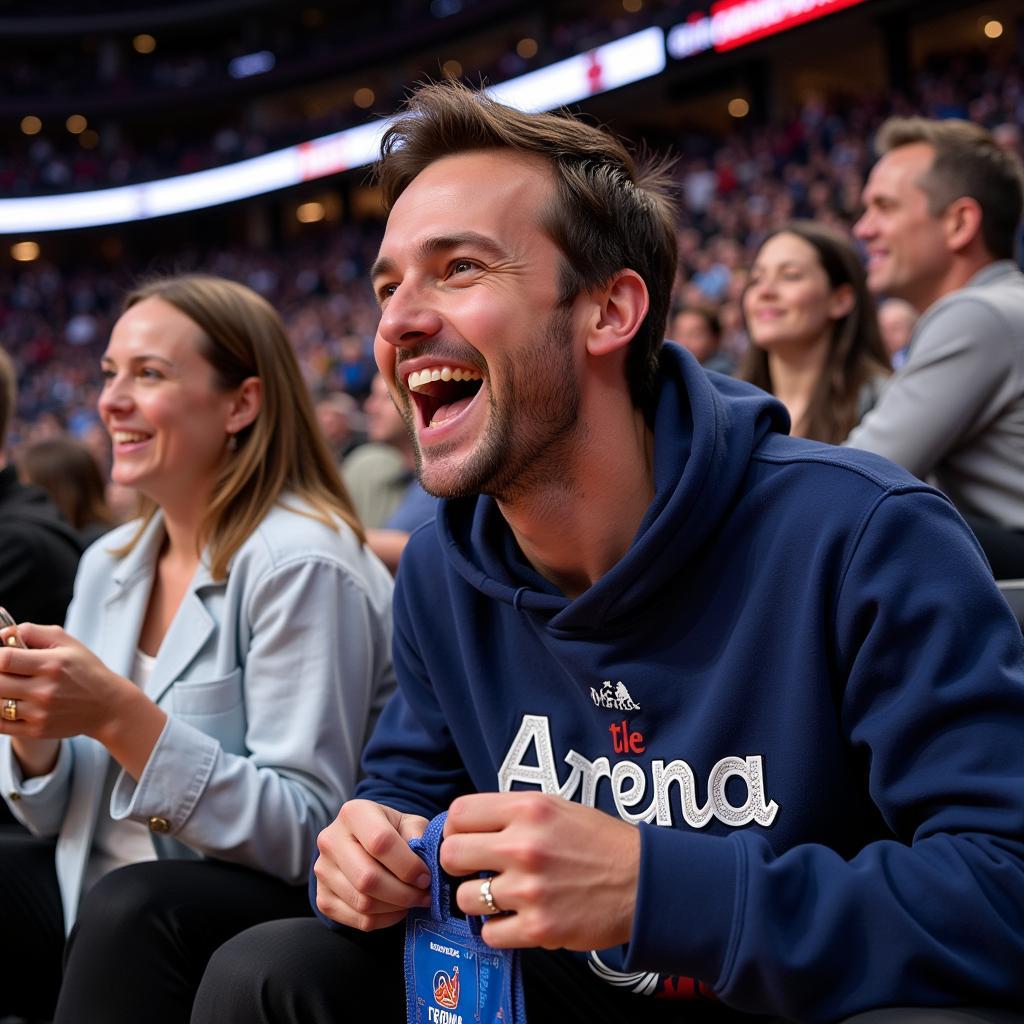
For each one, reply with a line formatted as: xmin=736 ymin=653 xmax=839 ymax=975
xmin=370 ymin=232 xmax=508 ymax=282
xmin=370 ymin=255 xmax=396 ymax=284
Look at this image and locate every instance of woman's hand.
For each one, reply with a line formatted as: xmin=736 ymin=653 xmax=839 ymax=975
xmin=0 ymin=622 xmax=167 ymax=780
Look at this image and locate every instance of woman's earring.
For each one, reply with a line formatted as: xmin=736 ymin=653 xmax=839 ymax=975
xmin=227 ymin=433 xmax=238 ymax=452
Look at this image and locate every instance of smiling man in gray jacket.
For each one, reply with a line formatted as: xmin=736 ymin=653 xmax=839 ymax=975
xmin=848 ymin=117 xmax=1024 ymax=578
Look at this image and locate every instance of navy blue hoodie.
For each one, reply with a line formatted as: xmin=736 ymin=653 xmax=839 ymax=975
xmin=353 ymin=344 xmax=1024 ymax=1021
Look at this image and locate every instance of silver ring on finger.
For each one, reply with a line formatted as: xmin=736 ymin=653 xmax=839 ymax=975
xmin=479 ymin=876 xmax=502 ymax=915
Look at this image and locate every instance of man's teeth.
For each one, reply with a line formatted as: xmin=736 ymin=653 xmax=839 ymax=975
xmin=407 ymin=366 xmax=482 ymax=392
xmin=113 ymin=431 xmax=149 ymax=444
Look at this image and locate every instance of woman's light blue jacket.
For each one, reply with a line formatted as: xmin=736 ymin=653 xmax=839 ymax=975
xmin=0 ymin=500 xmax=395 ymax=930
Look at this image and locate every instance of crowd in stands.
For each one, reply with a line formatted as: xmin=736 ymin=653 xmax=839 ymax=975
xmin=2 ymin=49 xmax=1023 ymax=581
xmin=8 ymin=45 xmax=1021 ymax=195
xmin=1 ymin=0 xmax=669 ymax=196
xmin=11 ymin=3 xmax=1018 ymax=198
xmin=3 ymin=227 xmax=382 ymax=456
xmin=1 ymin=45 xmax=1024 ymax=1023
xmin=1 ymin=0 xmax=495 ymax=104
xmin=5 ymin=53 xmax=1021 ymax=450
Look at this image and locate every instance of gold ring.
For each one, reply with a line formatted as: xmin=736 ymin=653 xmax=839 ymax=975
xmin=479 ymin=876 xmax=501 ymax=915
xmin=2 ymin=699 xmax=18 ymax=722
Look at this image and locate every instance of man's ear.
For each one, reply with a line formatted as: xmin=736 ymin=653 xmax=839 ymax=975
xmin=585 ymin=270 xmax=650 ymax=357
xmin=225 ymin=376 xmax=262 ymax=434
xmin=943 ymin=196 xmax=984 ymax=254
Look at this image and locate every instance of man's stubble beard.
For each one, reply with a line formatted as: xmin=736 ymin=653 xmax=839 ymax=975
xmin=399 ymin=305 xmax=584 ymax=504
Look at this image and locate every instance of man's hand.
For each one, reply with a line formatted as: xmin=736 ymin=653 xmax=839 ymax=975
xmin=441 ymin=792 xmax=640 ymax=951
xmin=313 ymin=799 xmax=431 ymax=931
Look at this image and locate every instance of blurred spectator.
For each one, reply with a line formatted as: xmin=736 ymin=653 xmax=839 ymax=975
xmin=333 ymin=335 xmax=377 ymax=398
xmin=690 ymin=248 xmax=731 ymax=302
xmin=876 ymin=297 xmax=918 ymax=369
xmin=849 ymin=118 xmax=1024 ymax=578
xmin=739 ymin=221 xmax=890 ymax=445
xmin=341 ymin=382 xmax=408 ymax=531
xmin=0 ymin=348 xmax=83 ymax=626
xmin=17 ymin=436 xmax=118 ymax=547
xmin=342 ymin=373 xmax=436 ymax=572
xmin=315 ymin=392 xmax=365 ymax=464
xmin=2 ymin=346 xmax=90 ymax=840
xmin=993 ymin=122 xmax=1023 ymax=160
xmin=992 ymin=122 xmax=1024 ymax=273
xmin=3 ymin=44 xmax=1023 ymax=495
xmin=666 ymin=305 xmax=735 ymax=375
xmin=79 ymin=419 xmax=113 ymax=476
xmin=717 ymin=299 xmax=750 ymax=364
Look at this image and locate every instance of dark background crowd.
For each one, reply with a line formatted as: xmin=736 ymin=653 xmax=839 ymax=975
xmin=1 ymin=0 xmax=1022 ymax=542
xmin=2 ymin=2 xmax=1024 ymax=1019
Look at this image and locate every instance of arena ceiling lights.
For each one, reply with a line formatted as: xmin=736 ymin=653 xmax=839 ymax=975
xmin=0 ymin=26 xmax=665 ymax=234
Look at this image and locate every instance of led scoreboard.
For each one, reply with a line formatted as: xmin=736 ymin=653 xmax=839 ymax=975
xmin=668 ymin=0 xmax=872 ymax=60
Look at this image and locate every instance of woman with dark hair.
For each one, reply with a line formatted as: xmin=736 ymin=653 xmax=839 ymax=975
xmin=739 ymin=221 xmax=890 ymax=445
xmin=19 ymin=435 xmax=118 ymax=545
xmin=0 ymin=275 xmax=395 ymax=1023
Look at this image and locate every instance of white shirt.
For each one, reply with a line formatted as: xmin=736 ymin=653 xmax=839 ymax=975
xmin=81 ymin=648 xmax=157 ymax=892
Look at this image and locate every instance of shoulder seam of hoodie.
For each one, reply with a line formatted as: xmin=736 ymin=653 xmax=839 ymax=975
xmin=750 ymin=449 xmax=937 ymax=496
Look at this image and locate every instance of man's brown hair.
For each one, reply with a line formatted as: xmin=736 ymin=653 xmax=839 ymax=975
xmin=375 ymin=81 xmax=679 ymax=412
xmin=876 ymin=116 xmax=1024 ymax=260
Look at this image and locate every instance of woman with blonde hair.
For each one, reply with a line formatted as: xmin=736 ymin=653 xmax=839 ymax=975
xmin=0 ymin=275 xmax=395 ymax=1023
xmin=740 ymin=221 xmax=890 ymax=445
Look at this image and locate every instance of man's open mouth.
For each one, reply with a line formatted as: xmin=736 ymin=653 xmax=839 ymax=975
xmin=406 ymin=365 xmax=484 ymax=429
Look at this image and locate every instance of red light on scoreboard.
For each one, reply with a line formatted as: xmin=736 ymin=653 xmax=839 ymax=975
xmin=712 ymin=0 xmax=869 ymax=51
xmin=668 ymin=0 xmax=870 ymax=59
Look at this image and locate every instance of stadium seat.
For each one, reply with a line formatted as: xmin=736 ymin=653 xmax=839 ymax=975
xmin=997 ymin=580 xmax=1024 ymax=632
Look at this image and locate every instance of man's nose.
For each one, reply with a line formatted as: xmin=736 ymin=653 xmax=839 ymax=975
xmin=376 ymin=284 xmax=444 ymax=348
xmin=853 ymin=208 xmax=873 ymax=239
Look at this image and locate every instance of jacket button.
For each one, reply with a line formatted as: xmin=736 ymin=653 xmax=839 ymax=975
xmin=7 ymin=792 xmax=20 ymax=802
xmin=148 ymin=816 xmax=170 ymax=833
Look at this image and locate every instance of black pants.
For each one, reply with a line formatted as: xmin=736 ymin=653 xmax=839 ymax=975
xmin=190 ymin=917 xmax=1024 ymax=1024
xmin=191 ymin=918 xmax=738 ymax=1023
xmin=0 ymin=833 xmax=311 ymax=1023
xmin=0 ymin=832 xmax=64 ymax=1020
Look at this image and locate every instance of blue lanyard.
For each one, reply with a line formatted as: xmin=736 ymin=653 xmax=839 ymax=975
xmin=404 ymin=812 xmax=527 ymax=1024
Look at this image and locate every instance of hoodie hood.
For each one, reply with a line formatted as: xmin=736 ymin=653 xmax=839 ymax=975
xmin=436 ymin=344 xmax=788 ymax=632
